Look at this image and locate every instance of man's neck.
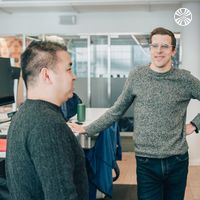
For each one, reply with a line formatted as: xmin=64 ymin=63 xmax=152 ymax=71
xmin=27 ymin=90 xmax=61 ymax=107
xmin=149 ymin=64 xmax=172 ymax=73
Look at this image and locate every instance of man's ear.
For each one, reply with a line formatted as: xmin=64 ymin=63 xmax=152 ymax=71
xmin=40 ymin=67 xmax=52 ymax=84
xmin=172 ymin=49 xmax=176 ymax=57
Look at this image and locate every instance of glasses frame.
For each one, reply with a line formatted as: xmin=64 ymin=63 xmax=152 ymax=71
xmin=149 ymin=43 xmax=175 ymax=50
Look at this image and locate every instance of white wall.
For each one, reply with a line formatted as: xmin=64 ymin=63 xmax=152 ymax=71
xmin=0 ymin=8 xmax=181 ymax=35
xmin=181 ymin=2 xmax=200 ymax=165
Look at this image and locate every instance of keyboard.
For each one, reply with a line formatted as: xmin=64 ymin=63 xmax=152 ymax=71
xmin=0 ymin=113 xmax=11 ymax=123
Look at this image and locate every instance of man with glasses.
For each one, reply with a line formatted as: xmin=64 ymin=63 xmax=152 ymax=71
xmin=70 ymin=27 xmax=200 ymax=200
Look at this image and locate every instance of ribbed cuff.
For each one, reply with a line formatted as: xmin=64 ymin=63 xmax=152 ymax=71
xmin=190 ymin=121 xmax=199 ymax=133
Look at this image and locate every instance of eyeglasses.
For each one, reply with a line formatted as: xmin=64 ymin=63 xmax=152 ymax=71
xmin=150 ymin=43 xmax=174 ymax=50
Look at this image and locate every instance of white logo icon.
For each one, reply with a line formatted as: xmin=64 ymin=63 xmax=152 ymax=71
xmin=174 ymin=8 xmax=192 ymax=26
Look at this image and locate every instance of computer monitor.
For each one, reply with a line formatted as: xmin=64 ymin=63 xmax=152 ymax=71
xmin=0 ymin=57 xmax=15 ymax=106
xmin=11 ymin=67 xmax=21 ymax=80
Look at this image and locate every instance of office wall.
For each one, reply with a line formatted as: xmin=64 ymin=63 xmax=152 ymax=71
xmin=0 ymin=8 xmax=181 ymax=35
xmin=181 ymin=2 xmax=200 ymax=165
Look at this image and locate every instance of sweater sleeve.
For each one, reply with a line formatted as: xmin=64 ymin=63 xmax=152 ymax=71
xmin=191 ymin=114 xmax=200 ymax=133
xmin=189 ymin=74 xmax=200 ymax=132
xmin=85 ymin=70 xmax=135 ymax=136
xmin=28 ymin=122 xmax=82 ymax=200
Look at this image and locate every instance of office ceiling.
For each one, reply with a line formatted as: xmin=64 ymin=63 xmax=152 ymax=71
xmin=0 ymin=0 xmax=199 ymax=14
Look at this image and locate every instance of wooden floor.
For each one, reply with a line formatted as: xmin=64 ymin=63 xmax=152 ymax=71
xmin=115 ymin=152 xmax=200 ymax=200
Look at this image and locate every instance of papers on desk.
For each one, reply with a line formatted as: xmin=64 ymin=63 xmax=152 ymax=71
xmin=0 ymin=121 xmax=10 ymax=136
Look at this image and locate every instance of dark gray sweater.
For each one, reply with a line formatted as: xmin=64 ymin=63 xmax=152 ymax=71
xmin=85 ymin=66 xmax=200 ymax=158
xmin=6 ymin=99 xmax=88 ymax=200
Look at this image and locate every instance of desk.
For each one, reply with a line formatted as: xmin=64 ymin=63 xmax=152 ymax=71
xmin=72 ymin=108 xmax=108 ymax=148
xmin=80 ymin=108 xmax=108 ymax=126
xmin=0 ymin=108 xmax=108 ymax=158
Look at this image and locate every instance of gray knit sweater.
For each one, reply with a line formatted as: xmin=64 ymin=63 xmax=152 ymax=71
xmin=85 ymin=66 xmax=200 ymax=158
xmin=6 ymin=99 xmax=88 ymax=200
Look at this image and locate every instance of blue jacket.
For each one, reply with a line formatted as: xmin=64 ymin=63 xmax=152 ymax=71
xmin=61 ymin=93 xmax=82 ymax=121
xmin=84 ymin=122 xmax=122 ymax=199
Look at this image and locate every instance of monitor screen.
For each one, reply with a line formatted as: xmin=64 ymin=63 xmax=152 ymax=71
xmin=0 ymin=57 xmax=14 ymax=106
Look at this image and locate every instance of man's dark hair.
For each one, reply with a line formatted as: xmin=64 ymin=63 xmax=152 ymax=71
xmin=21 ymin=40 xmax=67 ymax=88
xmin=150 ymin=27 xmax=176 ymax=50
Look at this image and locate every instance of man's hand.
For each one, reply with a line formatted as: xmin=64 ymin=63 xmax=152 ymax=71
xmin=185 ymin=123 xmax=196 ymax=135
xmin=67 ymin=122 xmax=86 ymax=134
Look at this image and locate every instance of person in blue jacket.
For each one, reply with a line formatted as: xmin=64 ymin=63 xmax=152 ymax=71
xmin=61 ymin=93 xmax=82 ymax=121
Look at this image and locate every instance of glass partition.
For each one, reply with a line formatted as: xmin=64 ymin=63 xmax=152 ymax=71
xmin=0 ymin=32 xmax=181 ymax=112
xmin=110 ymin=34 xmax=150 ymax=77
xmin=90 ymin=35 xmax=108 ymax=78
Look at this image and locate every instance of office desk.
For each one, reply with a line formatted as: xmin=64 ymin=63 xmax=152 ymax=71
xmin=72 ymin=108 xmax=108 ymax=148
xmin=79 ymin=108 xmax=108 ymax=126
xmin=0 ymin=108 xmax=108 ymax=158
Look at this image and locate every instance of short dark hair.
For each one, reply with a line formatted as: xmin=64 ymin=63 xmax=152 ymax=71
xmin=21 ymin=40 xmax=67 ymax=88
xmin=150 ymin=27 xmax=176 ymax=50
